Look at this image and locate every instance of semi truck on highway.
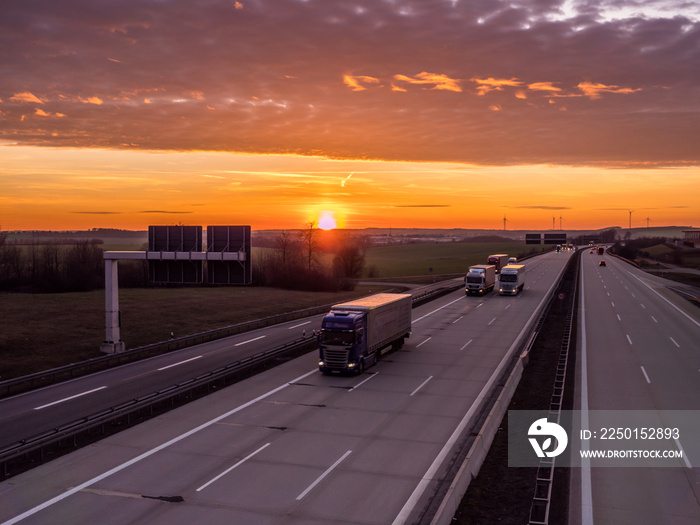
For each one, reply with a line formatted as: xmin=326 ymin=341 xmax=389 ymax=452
xmin=465 ymin=264 xmax=496 ymax=296
xmin=487 ymin=254 xmax=509 ymax=273
xmin=498 ymin=264 xmax=526 ymax=295
xmin=318 ymin=293 xmax=412 ymax=374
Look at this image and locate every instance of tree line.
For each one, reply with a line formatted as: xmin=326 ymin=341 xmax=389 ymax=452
xmin=0 ymin=225 xmax=367 ymax=293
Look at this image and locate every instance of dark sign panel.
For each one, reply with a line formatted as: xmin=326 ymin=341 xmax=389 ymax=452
xmin=148 ymin=226 xmax=204 ymax=283
xmin=148 ymin=225 xmax=203 ymax=252
xmin=207 ymin=226 xmax=252 ymax=285
xmin=525 ymin=233 xmax=542 ymax=245
xmin=544 ymin=233 xmax=568 ymax=245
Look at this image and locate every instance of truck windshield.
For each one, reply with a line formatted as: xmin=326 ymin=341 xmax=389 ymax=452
xmin=320 ymin=330 xmax=355 ymax=345
xmin=500 ymin=274 xmax=517 ymax=282
xmin=467 ymin=275 xmax=483 ymax=284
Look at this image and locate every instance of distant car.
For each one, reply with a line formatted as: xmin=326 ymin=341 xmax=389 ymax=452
xmin=599 ymin=260 xmax=606 ymax=267
xmin=589 ymin=250 xmax=594 ymax=254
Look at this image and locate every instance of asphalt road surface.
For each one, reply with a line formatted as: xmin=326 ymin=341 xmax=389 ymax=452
xmin=1 ymin=250 xmax=572 ymax=525
xmin=570 ymin=251 xmax=700 ymax=525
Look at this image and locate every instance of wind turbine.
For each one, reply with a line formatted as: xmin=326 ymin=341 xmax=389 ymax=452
xmin=503 ymin=214 xmax=509 ymax=230
xmin=559 ymin=214 xmax=563 ymax=230
xmin=628 ymin=209 xmax=635 ymax=229
xmin=646 ymin=217 xmax=652 ymax=228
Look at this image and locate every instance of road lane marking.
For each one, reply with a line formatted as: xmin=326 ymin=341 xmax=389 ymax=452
xmin=452 ymin=316 xmax=464 ymax=324
xmin=288 ymin=321 xmax=311 ymax=329
xmin=234 ymin=335 xmax=266 ymax=346
xmin=196 ymin=443 xmax=271 ymax=492
xmin=410 ymin=376 xmax=433 ymax=396
xmin=674 ymin=438 xmax=693 ymax=468
xmin=670 ymin=337 xmax=680 ymax=348
xmin=505 ymin=304 xmax=511 ymax=310
xmin=157 ymin=355 xmax=203 ymax=371
xmin=617 ymin=314 xmax=621 ymax=321
xmin=651 ymin=316 xmax=658 ymax=323
xmin=460 ymin=339 xmax=473 ymax=351
xmin=640 ymin=366 xmax=651 ymax=384
xmin=349 ymin=372 xmax=378 ymax=392
xmin=611 ymin=302 xmax=615 ymax=307
xmin=488 ymin=318 xmax=496 ymax=325
xmin=417 ymin=337 xmax=432 ymax=348
xmin=412 ymin=296 xmax=465 ymax=323
xmin=8 ymin=369 xmax=318 ymax=524
xmin=630 ymin=273 xmax=700 ymax=328
xmin=626 ymin=335 xmax=633 ymax=345
xmin=296 ymin=450 xmax=352 ymax=501
xmin=640 ymin=303 xmax=645 ymax=309
xmin=34 ymin=386 xmax=108 ymax=410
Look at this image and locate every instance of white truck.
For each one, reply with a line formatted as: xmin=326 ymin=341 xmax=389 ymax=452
xmin=465 ymin=264 xmax=496 ymax=296
xmin=499 ymin=264 xmax=526 ymax=295
xmin=318 ymin=293 xmax=412 ymax=374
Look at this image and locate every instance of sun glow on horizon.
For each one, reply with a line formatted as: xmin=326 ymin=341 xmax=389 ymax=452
xmin=317 ymin=211 xmax=338 ymax=230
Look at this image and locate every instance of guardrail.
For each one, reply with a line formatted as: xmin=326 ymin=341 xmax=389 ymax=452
xmin=0 ymin=281 xmax=463 ymax=478
xmin=426 ymin=249 xmax=579 ymax=525
xmin=0 ymin=282 xmax=462 ymax=399
xmin=0 ymin=335 xmax=317 ymax=478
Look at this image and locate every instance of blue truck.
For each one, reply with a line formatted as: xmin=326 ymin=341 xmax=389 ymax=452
xmin=318 ymin=293 xmax=412 ymax=374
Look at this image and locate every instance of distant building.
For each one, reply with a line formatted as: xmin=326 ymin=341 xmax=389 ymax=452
xmin=683 ymin=229 xmax=700 ymax=248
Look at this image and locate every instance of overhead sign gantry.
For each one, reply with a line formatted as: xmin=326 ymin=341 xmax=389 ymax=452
xmin=100 ymin=225 xmax=251 ymax=354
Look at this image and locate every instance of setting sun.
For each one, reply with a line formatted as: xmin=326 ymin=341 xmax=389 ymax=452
xmin=317 ymin=211 xmax=338 ymax=230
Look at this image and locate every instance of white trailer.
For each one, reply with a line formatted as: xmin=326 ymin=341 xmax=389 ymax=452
xmin=318 ymin=293 xmax=412 ymax=374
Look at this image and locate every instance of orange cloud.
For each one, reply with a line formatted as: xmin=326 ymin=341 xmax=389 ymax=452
xmin=577 ymin=82 xmax=641 ymax=99
xmin=10 ymin=92 xmax=44 ymax=104
xmin=528 ymin=82 xmax=562 ymax=93
xmin=394 ymin=72 xmax=462 ymax=92
xmin=80 ymin=96 xmax=104 ymax=105
xmin=472 ymin=77 xmax=523 ymax=95
xmin=343 ymin=74 xmax=380 ymax=91
xmin=34 ymin=108 xmax=66 ymax=118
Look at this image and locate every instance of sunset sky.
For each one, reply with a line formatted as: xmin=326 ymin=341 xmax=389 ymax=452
xmin=1 ymin=0 xmax=699 ymax=231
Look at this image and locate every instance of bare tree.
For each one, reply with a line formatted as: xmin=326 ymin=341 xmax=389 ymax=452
xmin=300 ymin=221 xmax=319 ymax=271
xmin=333 ymin=242 xmax=365 ymax=280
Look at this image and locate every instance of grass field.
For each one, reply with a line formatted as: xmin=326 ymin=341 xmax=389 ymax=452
xmin=0 ymin=240 xmax=542 ymax=380
xmin=363 ymin=242 xmax=546 ymax=277
xmin=0 ymin=285 xmax=393 ymax=380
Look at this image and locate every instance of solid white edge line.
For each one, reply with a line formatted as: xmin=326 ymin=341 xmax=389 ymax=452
xmin=580 ymin=258 xmax=594 ymax=525
xmin=630 ymin=272 xmax=700 ymax=328
xmin=296 ymin=450 xmax=352 ymax=501
xmin=4 ymin=369 xmax=318 ymax=525
xmin=197 ymin=443 xmax=271 ymax=492
xmin=157 ymin=355 xmax=203 ymax=371
xmin=393 ymin=252 xmax=570 ymax=525
xmin=33 ymin=386 xmax=108 ymax=411
xmin=674 ymin=438 xmax=693 ymax=469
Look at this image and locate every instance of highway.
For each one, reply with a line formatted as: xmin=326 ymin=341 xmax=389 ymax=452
xmin=571 ymin=249 xmax=700 ymax=524
xmin=0 ymin=250 xmax=572 ymax=525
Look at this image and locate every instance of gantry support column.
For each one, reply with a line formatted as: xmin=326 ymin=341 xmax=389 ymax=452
xmin=100 ymin=258 xmax=125 ymax=354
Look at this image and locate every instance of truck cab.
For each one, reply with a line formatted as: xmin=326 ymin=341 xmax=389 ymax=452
xmin=318 ymin=310 xmax=372 ymax=374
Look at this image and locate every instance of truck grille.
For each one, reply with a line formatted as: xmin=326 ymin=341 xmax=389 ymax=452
xmin=324 ymin=347 xmax=349 ymax=369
